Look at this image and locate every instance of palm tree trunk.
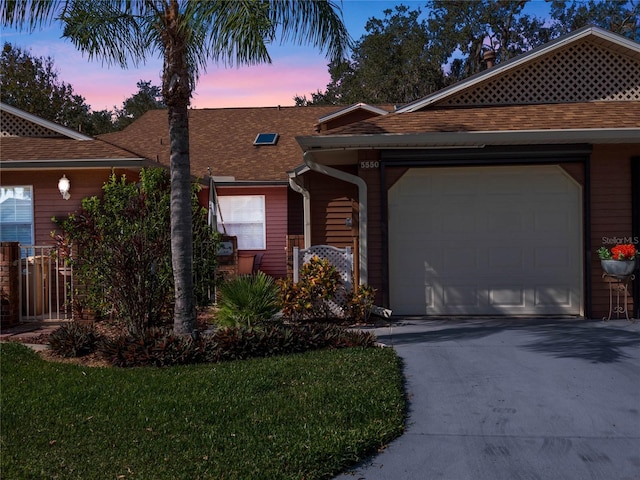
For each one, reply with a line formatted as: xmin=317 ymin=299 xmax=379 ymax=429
xmin=163 ymin=2 xmax=196 ymax=335
xmin=168 ymin=104 xmax=196 ymax=335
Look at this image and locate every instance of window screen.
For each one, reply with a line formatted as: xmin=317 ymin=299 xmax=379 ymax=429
xmin=217 ymin=195 xmax=266 ymax=250
xmin=0 ymin=186 xmax=34 ymax=246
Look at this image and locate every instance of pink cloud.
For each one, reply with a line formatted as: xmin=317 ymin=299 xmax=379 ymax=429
xmin=10 ymin=35 xmax=331 ymax=111
xmin=192 ymin=60 xmax=331 ymax=108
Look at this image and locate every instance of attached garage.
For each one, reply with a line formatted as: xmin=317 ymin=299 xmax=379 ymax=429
xmin=388 ymin=165 xmax=583 ymax=316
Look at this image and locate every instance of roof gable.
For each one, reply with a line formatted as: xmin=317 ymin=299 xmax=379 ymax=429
xmin=316 ymin=103 xmax=392 ymax=131
xmin=0 ymin=102 xmax=93 ymax=140
xmin=398 ymin=26 xmax=640 ymax=112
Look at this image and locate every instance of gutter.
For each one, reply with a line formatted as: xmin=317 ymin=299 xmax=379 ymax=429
xmin=296 ymin=128 xmax=640 ymax=150
xmin=303 ymin=151 xmax=367 ymax=285
xmin=287 ymin=167 xmax=312 ymax=249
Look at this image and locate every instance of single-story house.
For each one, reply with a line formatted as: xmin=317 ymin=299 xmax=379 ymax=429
xmin=290 ymin=26 xmax=640 ymax=319
xmin=1 ymin=98 xmax=390 ymax=321
xmin=99 ymin=103 xmax=392 ymax=277
xmin=3 ymin=25 xmax=637 ymax=321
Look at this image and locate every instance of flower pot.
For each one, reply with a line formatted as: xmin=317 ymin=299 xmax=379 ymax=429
xmin=600 ymin=259 xmax=636 ymax=277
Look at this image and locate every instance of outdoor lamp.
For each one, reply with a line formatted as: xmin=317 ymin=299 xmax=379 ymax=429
xmin=58 ymin=174 xmax=71 ymax=200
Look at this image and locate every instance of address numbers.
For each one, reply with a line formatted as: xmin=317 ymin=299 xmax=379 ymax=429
xmin=360 ymin=161 xmax=379 ymax=169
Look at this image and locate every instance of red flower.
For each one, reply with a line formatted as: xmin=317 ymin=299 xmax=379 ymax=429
xmin=610 ymin=244 xmax=637 ymax=261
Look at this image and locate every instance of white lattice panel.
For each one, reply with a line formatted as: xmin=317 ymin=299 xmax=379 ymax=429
xmin=442 ymin=41 xmax=640 ymax=106
xmin=294 ymin=245 xmax=353 ymax=317
xmin=1 ymin=111 xmax=64 ymax=137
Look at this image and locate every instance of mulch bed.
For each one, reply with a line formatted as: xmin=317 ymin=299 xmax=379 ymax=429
xmin=6 ymin=308 xmax=388 ymax=368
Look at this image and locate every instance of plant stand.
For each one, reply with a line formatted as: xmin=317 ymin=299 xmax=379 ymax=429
xmin=602 ymin=273 xmax=635 ymax=322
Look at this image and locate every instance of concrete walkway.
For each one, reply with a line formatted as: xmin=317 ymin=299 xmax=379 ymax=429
xmin=0 ymin=322 xmax=60 ymax=351
xmin=336 ymin=318 xmax=640 ymax=480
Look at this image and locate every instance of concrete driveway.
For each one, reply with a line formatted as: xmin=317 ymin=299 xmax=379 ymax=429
xmin=336 ymin=318 xmax=640 ymax=480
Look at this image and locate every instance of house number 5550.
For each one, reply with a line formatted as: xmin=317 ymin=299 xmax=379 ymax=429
xmin=360 ymin=161 xmax=379 ymax=169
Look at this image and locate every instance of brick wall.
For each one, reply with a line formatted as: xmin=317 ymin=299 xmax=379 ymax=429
xmin=0 ymin=242 xmax=20 ymax=327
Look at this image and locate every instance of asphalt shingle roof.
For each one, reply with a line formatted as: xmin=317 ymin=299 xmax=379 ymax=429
xmin=324 ymin=102 xmax=640 ymax=136
xmin=99 ymin=106 xmax=347 ymax=182
xmin=0 ymin=137 xmax=143 ymax=161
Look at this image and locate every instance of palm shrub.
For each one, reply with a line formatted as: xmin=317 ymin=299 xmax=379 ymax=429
xmin=216 ymin=272 xmax=281 ymax=328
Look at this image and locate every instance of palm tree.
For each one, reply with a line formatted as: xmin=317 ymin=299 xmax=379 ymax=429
xmin=2 ymin=0 xmax=350 ymax=335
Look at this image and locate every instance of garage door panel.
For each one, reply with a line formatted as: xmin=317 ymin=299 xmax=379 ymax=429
xmin=486 ymin=210 xmax=524 ymax=233
xmin=533 ymin=246 xmax=572 ymax=268
xmin=389 ymin=166 xmax=582 ymax=316
xmin=488 ymin=247 xmax=525 ymax=269
xmin=436 ymin=174 xmax=479 ymax=195
xmin=534 ymin=286 xmax=574 ymax=307
xmin=443 ymin=285 xmax=481 ymax=307
xmin=489 ymin=286 xmax=525 ymax=307
xmin=534 ymin=210 xmax=572 ymax=232
xmin=444 ymin=248 xmax=479 ymax=271
xmin=442 ymin=211 xmax=477 ymax=233
xmin=531 ymin=173 xmax=573 ymax=193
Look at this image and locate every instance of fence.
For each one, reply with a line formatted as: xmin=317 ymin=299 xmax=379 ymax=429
xmin=19 ymin=245 xmax=73 ymax=322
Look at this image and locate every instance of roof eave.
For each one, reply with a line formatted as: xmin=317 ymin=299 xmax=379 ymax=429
xmin=296 ymin=128 xmax=640 ymax=150
xmin=0 ymin=102 xmax=94 ymax=140
xmin=0 ymin=158 xmax=153 ymax=169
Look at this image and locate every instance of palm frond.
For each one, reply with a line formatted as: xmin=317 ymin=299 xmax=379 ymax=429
xmin=1 ymin=0 xmax=67 ymax=32
xmin=60 ymin=1 xmax=154 ymax=68
xmin=270 ymin=0 xmax=351 ymax=62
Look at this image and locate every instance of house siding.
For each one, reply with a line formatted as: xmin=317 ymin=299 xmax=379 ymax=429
xmin=287 ymin=188 xmax=304 ymax=236
xmin=216 ymin=185 xmax=288 ymax=278
xmin=590 ymin=144 xmax=638 ymax=319
xmin=358 ymin=151 xmax=384 ymax=304
xmin=305 ymin=170 xmax=358 ymax=248
xmin=362 ymin=160 xmax=409 ymax=307
xmin=1 ymin=169 xmax=137 ymax=246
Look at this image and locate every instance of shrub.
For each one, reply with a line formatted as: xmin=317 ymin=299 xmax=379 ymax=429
xmin=209 ymin=323 xmax=377 ymax=362
xmin=347 ymin=284 xmax=377 ymax=323
xmin=279 ymin=256 xmax=344 ymax=321
xmin=48 ymin=321 xmax=97 ymax=357
xmin=216 ymin=272 xmax=281 ymax=328
xmin=97 ymin=324 xmax=377 ymax=367
xmin=98 ymin=328 xmax=206 ymax=367
xmin=52 ymin=168 xmax=219 ymax=335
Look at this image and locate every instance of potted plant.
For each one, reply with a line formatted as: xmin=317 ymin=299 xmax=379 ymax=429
xmin=598 ymin=243 xmax=639 ymax=278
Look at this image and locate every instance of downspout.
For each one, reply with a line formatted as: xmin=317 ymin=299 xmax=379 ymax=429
xmin=303 ymin=151 xmax=368 ymax=285
xmin=288 ymin=173 xmax=311 ymax=249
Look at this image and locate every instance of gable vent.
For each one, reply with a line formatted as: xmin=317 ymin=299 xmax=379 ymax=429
xmin=440 ymin=41 xmax=640 ymax=106
xmin=1 ymin=111 xmax=66 ymax=138
xmin=253 ymin=133 xmax=279 ymax=145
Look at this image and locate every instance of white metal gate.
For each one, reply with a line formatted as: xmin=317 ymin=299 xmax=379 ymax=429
xmin=20 ymin=245 xmax=73 ymax=321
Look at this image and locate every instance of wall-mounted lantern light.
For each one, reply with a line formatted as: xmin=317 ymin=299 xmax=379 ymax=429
xmin=58 ymin=174 xmax=70 ymax=200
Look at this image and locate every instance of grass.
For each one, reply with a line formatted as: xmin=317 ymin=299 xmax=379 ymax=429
xmin=1 ymin=342 xmax=405 ymax=480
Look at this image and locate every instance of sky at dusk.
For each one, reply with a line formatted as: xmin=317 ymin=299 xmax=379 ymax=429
xmin=1 ymin=1 xmax=551 ymax=112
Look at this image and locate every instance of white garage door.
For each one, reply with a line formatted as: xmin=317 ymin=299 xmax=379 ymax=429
xmin=388 ymin=165 xmax=583 ymax=316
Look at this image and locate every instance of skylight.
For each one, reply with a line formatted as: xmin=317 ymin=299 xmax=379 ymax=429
xmin=253 ymin=133 xmax=279 ymax=145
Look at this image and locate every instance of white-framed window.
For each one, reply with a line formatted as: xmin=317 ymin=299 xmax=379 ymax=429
xmin=0 ymin=186 xmax=34 ymax=246
xmin=217 ymin=195 xmax=266 ymax=250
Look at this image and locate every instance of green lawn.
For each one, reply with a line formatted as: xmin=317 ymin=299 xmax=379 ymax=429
xmin=1 ymin=343 xmax=405 ymax=480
